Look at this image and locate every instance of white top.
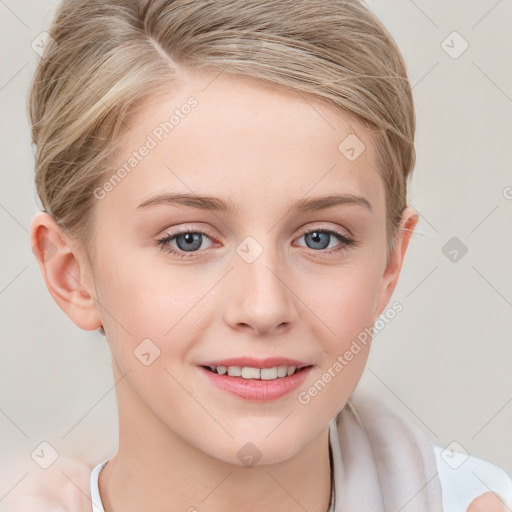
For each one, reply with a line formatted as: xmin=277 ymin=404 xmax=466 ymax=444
xmin=89 ymin=442 xmax=512 ymax=512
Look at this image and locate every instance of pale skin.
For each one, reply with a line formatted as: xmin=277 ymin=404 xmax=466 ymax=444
xmin=25 ymin=71 xmax=500 ymax=512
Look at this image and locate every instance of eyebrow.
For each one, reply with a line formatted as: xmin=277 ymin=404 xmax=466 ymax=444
xmin=137 ymin=192 xmax=372 ymax=214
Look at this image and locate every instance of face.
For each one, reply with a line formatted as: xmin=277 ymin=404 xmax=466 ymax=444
xmin=65 ymin=71 xmax=406 ymax=465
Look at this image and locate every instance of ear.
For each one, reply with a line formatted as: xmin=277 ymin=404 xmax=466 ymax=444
xmin=30 ymin=212 xmax=102 ymax=331
xmin=373 ymin=206 xmax=419 ymax=318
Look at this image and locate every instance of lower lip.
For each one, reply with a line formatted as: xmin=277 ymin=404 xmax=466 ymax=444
xmin=199 ymin=366 xmax=313 ymax=401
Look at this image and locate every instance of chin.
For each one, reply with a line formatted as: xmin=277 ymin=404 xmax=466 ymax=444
xmin=198 ymin=431 xmax=304 ymax=468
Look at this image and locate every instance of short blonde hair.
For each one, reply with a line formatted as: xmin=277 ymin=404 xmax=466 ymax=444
xmin=28 ymin=0 xmax=416 ymax=258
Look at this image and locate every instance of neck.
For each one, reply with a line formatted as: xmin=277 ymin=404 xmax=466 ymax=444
xmin=98 ymin=372 xmax=332 ymax=512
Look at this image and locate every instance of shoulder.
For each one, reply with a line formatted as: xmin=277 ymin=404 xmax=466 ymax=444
xmin=433 ymin=442 xmax=512 ymax=512
xmin=0 ymin=455 xmax=93 ymax=512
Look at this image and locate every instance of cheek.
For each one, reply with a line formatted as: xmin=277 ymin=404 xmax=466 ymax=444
xmin=306 ymin=264 xmax=383 ymax=346
xmin=94 ymin=251 xmax=217 ymax=362
xmin=97 ymin=249 xmax=197 ymax=324
xmin=96 ymin=238 xmax=384 ymax=368
xmin=294 ymin=269 xmax=380 ymax=417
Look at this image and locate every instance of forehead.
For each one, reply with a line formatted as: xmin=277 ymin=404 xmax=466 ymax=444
xmin=104 ymin=71 xmax=385 ymax=215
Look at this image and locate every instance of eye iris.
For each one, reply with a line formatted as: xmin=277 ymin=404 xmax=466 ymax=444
xmin=176 ymin=232 xmax=202 ymax=251
xmin=305 ymin=231 xmax=330 ymax=250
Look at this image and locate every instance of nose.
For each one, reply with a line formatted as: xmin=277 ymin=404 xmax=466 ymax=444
xmin=223 ymin=247 xmax=298 ymax=336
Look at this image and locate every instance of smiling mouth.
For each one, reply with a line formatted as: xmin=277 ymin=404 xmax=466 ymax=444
xmin=201 ymin=364 xmax=312 ymax=380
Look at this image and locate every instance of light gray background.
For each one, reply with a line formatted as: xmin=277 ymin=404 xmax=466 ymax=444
xmin=1 ymin=0 xmax=511 ymax=495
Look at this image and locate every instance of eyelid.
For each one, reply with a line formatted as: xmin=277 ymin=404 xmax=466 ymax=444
xmin=159 ymin=222 xmax=352 ymax=243
xmin=157 ymin=222 xmax=357 ymax=259
xmin=296 ymin=223 xmax=353 ymax=240
xmin=293 ymin=226 xmax=357 ymax=256
xmin=158 ymin=223 xmax=216 ymax=239
xmin=156 ymin=227 xmax=216 ymax=260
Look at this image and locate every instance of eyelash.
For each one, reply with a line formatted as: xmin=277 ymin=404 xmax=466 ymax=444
xmin=156 ymin=227 xmax=356 ymax=260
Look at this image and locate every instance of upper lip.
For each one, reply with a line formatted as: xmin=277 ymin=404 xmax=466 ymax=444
xmin=199 ymin=357 xmax=312 ymax=369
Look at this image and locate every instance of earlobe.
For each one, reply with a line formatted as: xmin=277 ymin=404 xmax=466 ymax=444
xmin=30 ymin=212 xmax=102 ymax=331
xmin=373 ymin=206 xmax=419 ymax=318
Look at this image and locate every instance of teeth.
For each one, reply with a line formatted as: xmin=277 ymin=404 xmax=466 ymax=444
xmin=260 ymin=368 xmax=277 ymax=380
xmin=277 ymin=366 xmax=288 ymax=377
xmin=227 ymin=366 xmax=242 ymax=377
xmin=241 ymin=367 xmax=260 ymax=379
xmin=209 ymin=365 xmax=302 ymax=380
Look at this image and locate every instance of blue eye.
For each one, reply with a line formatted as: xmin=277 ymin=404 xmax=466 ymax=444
xmin=156 ymin=227 xmax=356 ymax=260
xmin=157 ymin=230 xmax=213 ymax=259
xmin=296 ymin=228 xmax=356 ymax=255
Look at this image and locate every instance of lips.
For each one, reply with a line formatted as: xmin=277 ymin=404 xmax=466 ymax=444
xmin=199 ymin=357 xmax=311 ymax=369
xmin=198 ymin=364 xmax=313 ymax=401
xmin=196 ymin=356 xmax=314 ymax=400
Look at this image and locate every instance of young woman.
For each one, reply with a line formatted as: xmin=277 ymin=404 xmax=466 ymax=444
xmin=9 ymin=0 xmax=511 ymax=510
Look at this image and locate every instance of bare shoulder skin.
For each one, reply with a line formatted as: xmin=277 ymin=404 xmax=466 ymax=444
xmin=1 ymin=456 xmax=92 ymax=512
